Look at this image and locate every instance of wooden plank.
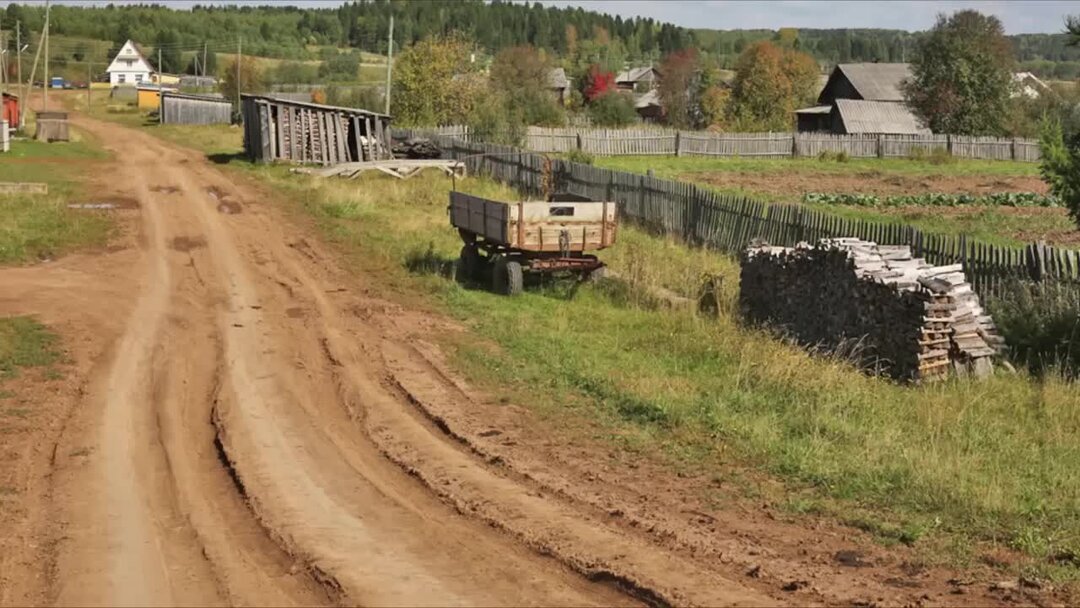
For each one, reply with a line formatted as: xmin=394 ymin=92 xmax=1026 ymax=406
xmin=0 ymin=182 xmax=49 ymax=195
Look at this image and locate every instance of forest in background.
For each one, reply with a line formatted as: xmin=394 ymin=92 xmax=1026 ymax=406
xmin=2 ymin=1 xmax=1079 ymax=80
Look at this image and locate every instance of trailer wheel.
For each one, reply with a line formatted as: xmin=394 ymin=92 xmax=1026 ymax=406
xmin=492 ymin=256 xmax=524 ymax=296
xmin=457 ymin=245 xmax=482 ymax=283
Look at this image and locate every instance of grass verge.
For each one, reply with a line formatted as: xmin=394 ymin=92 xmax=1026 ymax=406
xmin=126 ymin=120 xmax=1080 ymax=584
xmin=1 ymin=113 xmax=113 ymax=264
xmin=0 ymin=317 xmax=62 ymax=381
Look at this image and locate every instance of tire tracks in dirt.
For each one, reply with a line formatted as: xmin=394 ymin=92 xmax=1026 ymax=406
xmin=7 ymin=101 xmax=1062 ymax=608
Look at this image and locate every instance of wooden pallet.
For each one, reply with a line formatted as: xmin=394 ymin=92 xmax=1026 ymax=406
xmin=299 ymin=159 xmax=466 ymax=180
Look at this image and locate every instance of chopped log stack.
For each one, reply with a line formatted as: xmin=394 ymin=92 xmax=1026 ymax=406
xmin=739 ymin=238 xmax=1004 ymax=382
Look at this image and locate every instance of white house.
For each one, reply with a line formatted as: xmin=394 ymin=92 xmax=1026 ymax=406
xmin=106 ymin=40 xmax=155 ymax=86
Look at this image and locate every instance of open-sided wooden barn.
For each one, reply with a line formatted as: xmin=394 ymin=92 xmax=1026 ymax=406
xmin=240 ymin=94 xmax=392 ymax=165
xmin=160 ymin=92 xmax=232 ymax=125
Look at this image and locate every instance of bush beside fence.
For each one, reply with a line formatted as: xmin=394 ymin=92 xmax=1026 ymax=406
xmin=395 ymin=129 xmax=1076 ymax=305
xmin=404 ymin=126 xmax=1042 ymax=162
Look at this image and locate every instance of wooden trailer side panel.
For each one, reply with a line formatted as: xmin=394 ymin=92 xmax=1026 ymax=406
xmin=450 ymin=192 xmax=617 ymax=252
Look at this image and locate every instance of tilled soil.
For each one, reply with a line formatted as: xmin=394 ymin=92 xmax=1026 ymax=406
xmin=689 ymin=170 xmax=1049 ymax=198
xmin=0 ymin=111 xmax=1068 ymax=606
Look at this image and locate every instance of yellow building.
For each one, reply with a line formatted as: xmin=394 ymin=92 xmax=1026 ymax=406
xmin=136 ymin=85 xmax=177 ymax=111
xmin=151 ymin=73 xmax=181 ymax=86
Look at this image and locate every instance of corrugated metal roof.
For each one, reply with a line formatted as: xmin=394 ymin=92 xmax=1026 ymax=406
xmin=634 ymin=89 xmax=661 ymax=109
xmin=834 ymin=99 xmax=929 ymax=134
xmin=548 ymin=68 xmax=569 ymax=89
xmin=837 ymin=63 xmax=911 ymax=102
xmin=795 ymin=105 xmax=832 ymax=115
xmin=616 ymin=66 xmax=657 ymax=84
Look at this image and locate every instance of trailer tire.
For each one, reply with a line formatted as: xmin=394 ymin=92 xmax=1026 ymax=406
xmin=492 ymin=257 xmax=524 ymax=296
xmin=457 ymin=245 xmax=482 ymax=284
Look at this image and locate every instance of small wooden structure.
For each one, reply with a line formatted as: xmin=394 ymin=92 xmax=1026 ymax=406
xmin=160 ymin=92 xmax=232 ymax=125
xmin=1 ymin=123 xmax=10 ymax=153
xmin=137 ymin=85 xmax=178 ymax=111
xmin=35 ymin=111 xmax=69 ymax=142
xmin=241 ymin=94 xmax=392 ymax=165
xmin=302 ymin=158 xmax=465 ymax=180
xmin=450 ymin=191 xmax=617 ymax=295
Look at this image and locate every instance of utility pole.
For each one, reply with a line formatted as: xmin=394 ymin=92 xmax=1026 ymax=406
xmin=16 ymin=21 xmax=22 ymax=125
xmin=384 ymin=13 xmax=393 ymax=115
xmin=202 ymin=42 xmax=207 ymax=79
xmin=43 ymin=0 xmax=49 ymax=110
xmin=22 ymin=17 xmax=47 ymax=127
xmin=236 ymin=36 xmax=241 ymax=107
xmin=158 ymin=47 xmax=162 ymax=82
xmin=86 ymin=61 xmax=91 ymax=113
xmin=1 ymin=15 xmax=6 ymax=95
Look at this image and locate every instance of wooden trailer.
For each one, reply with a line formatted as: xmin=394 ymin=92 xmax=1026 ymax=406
xmin=449 ymin=191 xmax=618 ymax=295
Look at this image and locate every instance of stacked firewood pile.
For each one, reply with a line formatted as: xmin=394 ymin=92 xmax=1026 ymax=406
xmin=392 ymin=138 xmax=442 ymax=159
xmin=739 ymin=238 xmax=1004 ymax=382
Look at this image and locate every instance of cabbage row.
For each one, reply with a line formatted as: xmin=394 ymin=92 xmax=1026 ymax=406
xmin=802 ymin=192 xmax=1060 ymax=208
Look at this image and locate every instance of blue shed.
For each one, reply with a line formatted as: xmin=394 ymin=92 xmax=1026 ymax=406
xmin=50 ymin=77 xmax=64 ymax=89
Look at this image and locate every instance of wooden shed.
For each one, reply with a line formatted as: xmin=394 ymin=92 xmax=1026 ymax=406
xmin=160 ymin=92 xmax=232 ymax=125
xmin=241 ymin=94 xmax=392 ymax=165
xmin=34 ymin=111 xmax=69 ymax=142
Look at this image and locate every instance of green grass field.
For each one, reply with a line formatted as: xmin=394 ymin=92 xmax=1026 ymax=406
xmin=0 ymin=117 xmax=113 ymax=264
xmin=0 ymin=317 xmax=62 ymax=382
xmin=596 ymin=155 xmax=1041 ymax=179
xmin=594 ymin=155 xmax=1071 ymax=246
xmin=111 ymin=119 xmax=1080 ymax=584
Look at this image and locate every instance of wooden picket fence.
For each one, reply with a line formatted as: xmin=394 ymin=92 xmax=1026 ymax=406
xmin=403 ymin=132 xmax=1076 ymax=302
xmin=404 ymin=126 xmax=1042 ymax=162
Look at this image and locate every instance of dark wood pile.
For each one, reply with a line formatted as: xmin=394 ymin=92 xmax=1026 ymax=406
xmin=392 ymin=138 xmax=442 ymax=159
xmin=740 ymin=238 xmax=1004 ymax=382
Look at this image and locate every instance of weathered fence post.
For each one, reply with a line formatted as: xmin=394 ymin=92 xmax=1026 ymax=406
xmin=877 ymin=134 xmax=885 ymax=158
xmin=1011 ymin=138 xmax=1019 ymax=161
xmin=1025 ymin=241 xmax=1047 ymax=282
xmin=675 ymin=131 xmax=682 ymax=157
xmin=576 ymin=132 xmax=583 ymax=152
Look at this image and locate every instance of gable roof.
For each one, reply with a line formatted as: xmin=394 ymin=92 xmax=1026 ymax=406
xmin=107 ymin=40 xmax=155 ymax=74
xmin=822 ymin=63 xmax=911 ymax=103
xmin=834 ymin=99 xmax=928 ymax=134
xmin=548 ymin=68 xmax=569 ymax=90
xmin=616 ymin=66 xmax=658 ymax=84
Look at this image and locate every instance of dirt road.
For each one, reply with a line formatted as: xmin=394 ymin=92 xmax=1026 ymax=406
xmin=1 ymin=110 xmax=1054 ymax=607
xmin=0 ymin=112 xmax=784 ymax=606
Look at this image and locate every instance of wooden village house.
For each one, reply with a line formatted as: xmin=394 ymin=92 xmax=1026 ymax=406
xmin=106 ymin=40 xmax=155 ymax=86
xmin=548 ymin=68 xmax=570 ymax=104
xmin=615 ymin=66 xmax=660 ymax=93
xmin=795 ymin=63 xmax=929 ymax=135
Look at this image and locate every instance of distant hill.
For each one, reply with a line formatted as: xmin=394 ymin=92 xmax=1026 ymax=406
xmin=4 ymin=2 xmax=1077 ymax=82
xmin=694 ymin=28 xmax=1080 ymax=79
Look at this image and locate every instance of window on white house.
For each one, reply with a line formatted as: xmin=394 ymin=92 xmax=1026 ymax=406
xmin=135 ymin=74 xmax=143 ymax=83
xmin=118 ymin=74 xmax=126 ymax=83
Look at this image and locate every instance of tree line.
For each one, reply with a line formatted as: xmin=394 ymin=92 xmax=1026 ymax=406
xmin=4 ymin=2 xmax=1078 ymax=79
